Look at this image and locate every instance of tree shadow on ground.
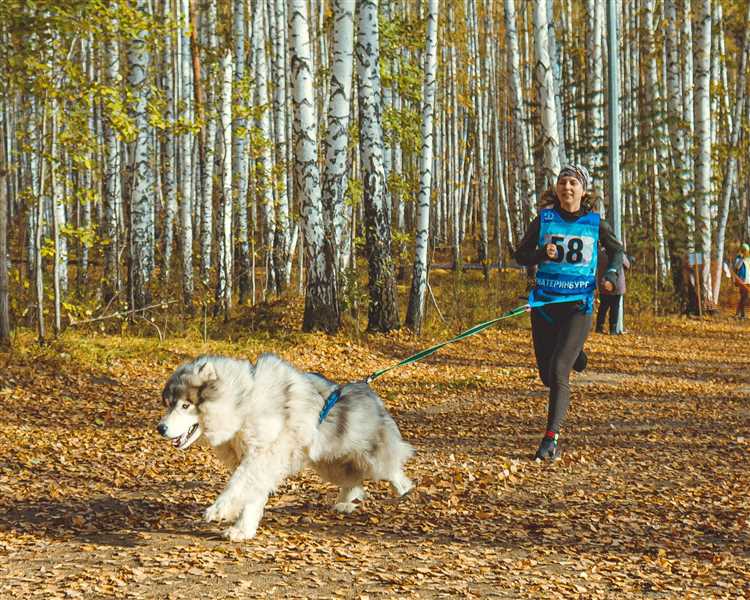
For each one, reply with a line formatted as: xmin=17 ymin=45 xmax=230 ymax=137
xmin=0 ymin=493 xmax=209 ymax=548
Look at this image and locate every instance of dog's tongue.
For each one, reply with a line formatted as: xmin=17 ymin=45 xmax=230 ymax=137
xmin=172 ymin=434 xmax=185 ymax=448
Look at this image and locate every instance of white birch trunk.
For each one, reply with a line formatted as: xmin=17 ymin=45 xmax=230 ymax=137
xmin=0 ymin=103 xmax=9 ymax=345
xmin=694 ymin=0 xmax=713 ymax=303
xmin=28 ymin=99 xmax=40 ymax=280
xmin=127 ymin=0 xmax=154 ymax=310
xmin=200 ymin=0 xmax=218 ymax=285
xmin=289 ymin=0 xmax=340 ymax=332
xmin=217 ymin=52 xmax=233 ymax=318
xmin=546 ymin=0 xmax=566 ymax=164
xmin=179 ymin=0 xmax=194 ymax=308
xmin=505 ymin=0 xmax=536 ymax=231
xmin=586 ymin=0 xmax=605 ymax=187
xmin=321 ymin=0 xmax=355 ymax=274
xmin=468 ymin=0 xmax=488 ymax=275
xmin=79 ymin=36 xmax=94 ymax=286
xmin=162 ymin=1 xmax=177 ymax=281
xmin=448 ymin=11 xmax=462 ymax=267
xmin=712 ymin=3 xmax=750 ymax=304
xmin=271 ymin=0 xmax=291 ymax=292
xmin=682 ymin=0 xmax=696 ymax=250
xmin=50 ymin=100 xmax=64 ymax=333
xmin=233 ymin=0 xmax=252 ymax=304
xmin=357 ymin=0 xmax=399 ymax=332
xmin=104 ymin=41 xmax=123 ymax=301
xmin=252 ymin=1 xmax=276 ymax=297
xmin=709 ymin=2 xmax=721 ymax=149
xmin=406 ymin=0 xmax=438 ymax=333
xmin=381 ymin=0 xmax=393 ymax=179
xmin=716 ymin=6 xmax=731 ymax=136
xmin=665 ymin=0 xmax=694 ymax=253
xmin=533 ymin=0 xmax=561 ymax=185
xmin=643 ymin=0 xmax=669 ymax=280
xmin=504 ymin=0 xmax=535 ymax=221
xmin=34 ymin=106 xmax=47 ymax=343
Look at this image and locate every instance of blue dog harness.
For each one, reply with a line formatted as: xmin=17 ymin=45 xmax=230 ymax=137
xmin=319 ymin=388 xmax=341 ymax=424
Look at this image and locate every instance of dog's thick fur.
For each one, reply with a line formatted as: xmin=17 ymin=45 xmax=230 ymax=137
xmin=157 ymin=354 xmax=414 ymax=541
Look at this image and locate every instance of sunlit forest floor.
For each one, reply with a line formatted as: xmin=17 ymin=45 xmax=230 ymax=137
xmin=0 ymin=276 xmax=748 ymax=598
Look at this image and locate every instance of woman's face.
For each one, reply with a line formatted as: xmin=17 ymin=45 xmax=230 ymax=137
xmin=556 ymin=176 xmax=584 ymax=209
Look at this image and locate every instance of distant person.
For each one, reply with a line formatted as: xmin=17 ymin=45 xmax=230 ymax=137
xmin=596 ymin=250 xmax=631 ymax=334
xmin=733 ymin=243 xmax=750 ymax=319
xmin=513 ymin=164 xmax=624 ymax=461
xmin=680 ymin=255 xmax=700 ymax=316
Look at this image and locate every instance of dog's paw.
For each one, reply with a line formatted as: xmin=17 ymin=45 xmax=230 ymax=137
xmin=204 ymin=497 xmax=239 ymax=523
xmin=223 ymin=525 xmax=256 ymax=542
xmin=389 ymin=475 xmax=414 ymax=497
xmin=350 ymin=487 xmax=368 ymax=502
xmin=333 ymin=501 xmax=359 ymax=514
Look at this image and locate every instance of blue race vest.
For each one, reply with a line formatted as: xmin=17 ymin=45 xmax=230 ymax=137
xmin=535 ymin=208 xmax=600 ymax=296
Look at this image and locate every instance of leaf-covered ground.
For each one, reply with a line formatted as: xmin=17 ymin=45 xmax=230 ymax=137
xmin=0 ymin=306 xmax=748 ymax=598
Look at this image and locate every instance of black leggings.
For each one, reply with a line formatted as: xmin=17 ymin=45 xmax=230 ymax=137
xmin=596 ymin=294 xmax=621 ymax=332
xmin=531 ymin=302 xmax=592 ymax=433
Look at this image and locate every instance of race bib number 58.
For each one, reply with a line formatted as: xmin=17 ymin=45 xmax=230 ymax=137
xmin=544 ymin=234 xmax=595 ymax=265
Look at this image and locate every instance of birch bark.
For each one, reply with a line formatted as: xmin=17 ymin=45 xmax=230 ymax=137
xmin=406 ymin=0 xmax=438 ymax=333
xmin=289 ymin=0 xmax=340 ymax=332
xmin=357 ymin=0 xmax=400 ymax=332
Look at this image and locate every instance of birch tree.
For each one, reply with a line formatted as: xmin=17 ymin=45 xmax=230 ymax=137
xmin=504 ymin=0 xmax=535 ymax=223
xmin=162 ymin=2 xmax=177 ymax=281
xmin=34 ymin=101 xmax=48 ymax=343
xmin=216 ymin=51 xmax=233 ymax=318
xmin=79 ymin=36 xmax=94 ymax=287
xmin=321 ymin=0 xmax=355 ymax=275
xmin=233 ymin=0 xmax=251 ymax=304
xmin=271 ymin=0 xmax=292 ymax=292
xmin=289 ymin=0 xmax=339 ymax=332
xmin=200 ymin=0 xmax=218 ymax=285
xmin=252 ymin=1 xmax=276 ymax=297
xmin=405 ymin=0 xmax=438 ymax=334
xmin=468 ymin=0 xmax=488 ymax=277
xmin=533 ymin=0 xmax=561 ymax=185
xmin=546 ymin=0 xmax=566 ymax=165
xmin=643 ymin=0 xmax=669 ymax=279
xmin=50 ymin=98 xmax=63 ymax=334
xmin=694 ymin=0 xmax=712 ymax=302
xmin=127 ymin=0 xmax=154 ymax=310
xmin=178 ymin=0 xmax=194 ymax=309
xmin=0 ymin=114 xmax=9 ymax=346
xmin=585 ymin=0 xmax=605 ymax=188
xmin=665 ymin=0 xmax=693 ymax=252
xmin=712 ymin=3 xmax=750 ymax=304
xmin=682 ymin=0 xmax=696 ymax=250
xmin=357 ymin=0 xmax=399 ymax=332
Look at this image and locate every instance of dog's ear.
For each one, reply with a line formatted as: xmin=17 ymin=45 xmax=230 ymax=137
xmin=196 ymin=361 xmax=218 ymax=383
xmin=183 ymin=361 xmax=218 ymax=388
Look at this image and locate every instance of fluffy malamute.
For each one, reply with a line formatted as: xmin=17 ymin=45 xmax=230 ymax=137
xmin=157 ymin=354 xmax=414 ymax=541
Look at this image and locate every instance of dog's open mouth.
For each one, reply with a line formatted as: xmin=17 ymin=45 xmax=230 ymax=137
xmin=171 ymin=423 xmax=200 ymax=449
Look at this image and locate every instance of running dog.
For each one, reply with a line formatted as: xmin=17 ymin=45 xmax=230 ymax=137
xmin=157 ymin=354 xmax=414 ymax=541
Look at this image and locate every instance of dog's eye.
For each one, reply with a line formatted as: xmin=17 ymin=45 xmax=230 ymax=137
xmin=182 ymin=403 xmax=190 ymax=410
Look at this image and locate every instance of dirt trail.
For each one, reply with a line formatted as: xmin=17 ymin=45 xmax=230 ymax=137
xmin=0 ymin=316 xmax=748 ymax=598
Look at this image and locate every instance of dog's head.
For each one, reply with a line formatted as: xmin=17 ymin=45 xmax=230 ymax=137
xmin=156 ymin=361 xmax=217 ymax=450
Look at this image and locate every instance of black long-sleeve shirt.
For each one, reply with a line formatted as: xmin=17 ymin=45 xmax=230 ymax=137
xmin=513 ymin=202 xmax=624 ymax=286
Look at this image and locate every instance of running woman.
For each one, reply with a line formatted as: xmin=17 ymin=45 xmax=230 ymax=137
xmin=513 ymin=164 xmax=624 ymax=460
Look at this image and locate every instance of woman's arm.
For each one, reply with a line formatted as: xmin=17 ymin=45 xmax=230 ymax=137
xmin=512 ymin=217 xmax=548 ymax=266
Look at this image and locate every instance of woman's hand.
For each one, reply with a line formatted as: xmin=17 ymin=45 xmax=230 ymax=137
xmin=545 ymin=243 xmax=558 ymax=260
xmin=601 ymin=279 xmax=615 ymax=293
